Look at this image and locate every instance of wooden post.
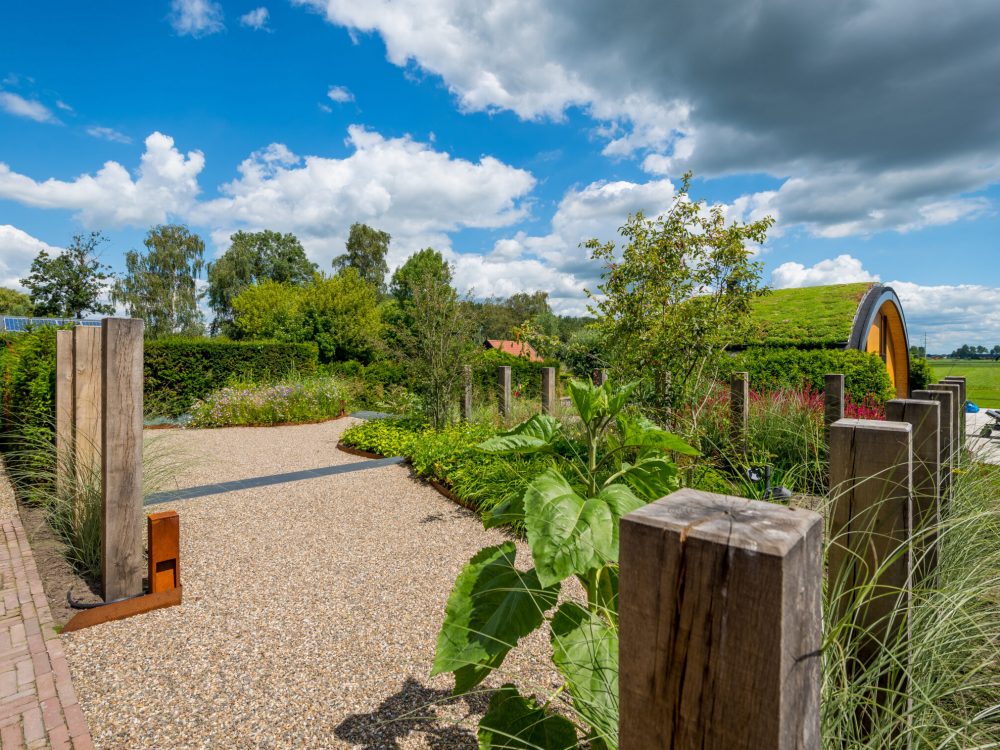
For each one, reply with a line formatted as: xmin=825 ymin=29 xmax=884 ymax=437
xmin=730 ymin=371 xmax=749 ymax=446
xmin=497 ymin=366 xmax=511 ymax=418
xmin=72 ymin=325 xmax=102 ymax=486
xmin=886 ymin=399 xmax=941 ymax=582
xmin=925 ymin=382 xmax=961 ymax=468
xmin=824 ymin=373 xmax=845 ymax=433
xmin=592 ymin=368 xmax=608 ymax=386
xmin=461 ymin=365 xmax=472 ymax=422
xmin=912 ymin=388 xmax=954 ymax=503
xmin=828 ymin=419 xmax=912 ymax=671
xmin=541 ymin=367 xmax=556 ymax=415
xmin=619 ymin=488 xmax=822 ymax=750
xmin=940 ymin=376 xmax=966 ymax=451
xmin=101 ymin=318 xmax=145 ymax=601
xmin=54 ymin=330 xmax=74 ymax=499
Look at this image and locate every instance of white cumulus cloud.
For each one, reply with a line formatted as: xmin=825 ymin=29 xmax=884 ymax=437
xmin=0 ymin=132 xmax=205 ymax=227
xmin=0 ymin=92 xmax=57 ymax=123
xmin=326 ymin=85 xmax=354 ymax=103
xmin=0 ymin=225 xmax=61 ymax=289
xmin=169 ymin=0 xmax=225 ymax=37
xmin=240 ymin=7 xmax=270 ymax=30
xmin=771 ymin=254 xmax=881 ymax=289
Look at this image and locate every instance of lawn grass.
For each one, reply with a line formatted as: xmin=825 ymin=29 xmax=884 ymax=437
xmin=928 ymin=359 xmax=1000 ymax=407
xmin=743 ymin=282 xmax=875 ymax=346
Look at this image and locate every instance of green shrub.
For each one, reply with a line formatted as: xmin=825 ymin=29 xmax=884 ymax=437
xmin=0 ymin=327 xmax=59 ymax=472
xmin=472 ymin=349 xmax=559 ymax=403
xmin=187 ymin=375 xmax=352 ymax=428
xmin=724 ymin=346 xmax=894 ymax=403
xmin=909 ymin=355 xmax=934 ymax=391
xmin=339 ymin=418 xmax=427 ymax=457
xmin=145 ymin=337 xmax=318 ymax=417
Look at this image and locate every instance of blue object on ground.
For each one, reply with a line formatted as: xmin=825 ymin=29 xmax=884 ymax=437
xmin=966 ymin=401 xmax=980 ymax=413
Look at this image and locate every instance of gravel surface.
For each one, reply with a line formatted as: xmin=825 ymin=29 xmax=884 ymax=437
xmin=63 ymin=420 xmax=567 ymax=750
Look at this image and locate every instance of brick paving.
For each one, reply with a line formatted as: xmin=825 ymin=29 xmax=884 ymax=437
xmin=0 ymin=517 xmax=92 ymax=750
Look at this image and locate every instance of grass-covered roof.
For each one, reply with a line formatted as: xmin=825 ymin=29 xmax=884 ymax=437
xmin=741 ymin=282 xmax=877 ymax=347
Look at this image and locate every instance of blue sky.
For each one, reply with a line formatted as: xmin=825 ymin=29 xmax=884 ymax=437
xmin=1 ymin=0 xmax=999 ymax=351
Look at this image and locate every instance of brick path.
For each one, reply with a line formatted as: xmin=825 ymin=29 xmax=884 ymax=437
xmin=0 ymin=518 xmax=92 ymax=750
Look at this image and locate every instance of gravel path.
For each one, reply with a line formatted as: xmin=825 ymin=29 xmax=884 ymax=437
xmin=63 ymin=420 xmax=564 ymax=750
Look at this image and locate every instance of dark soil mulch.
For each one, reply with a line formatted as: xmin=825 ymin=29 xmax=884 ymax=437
xmin=16 ymin=498 xmax=102 ymax=627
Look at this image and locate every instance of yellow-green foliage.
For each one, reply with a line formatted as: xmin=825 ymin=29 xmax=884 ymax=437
xmin=744 ymin=282 xmax=875 ymax=346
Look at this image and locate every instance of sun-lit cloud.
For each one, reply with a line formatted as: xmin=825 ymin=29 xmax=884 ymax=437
xmin=239 ymin=7 xmax=270 ymax=31
xmin=86 ymin=126 xmax=132 ymax=144
xmin=326 ymin=85 xmax=354 ymax=103
xmin=0 ymin=92 xmax=57 ymax=123
xmin=169 ymin=0 xmax=225 ymax=37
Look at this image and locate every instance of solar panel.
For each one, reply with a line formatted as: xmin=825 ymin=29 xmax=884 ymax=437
xmin=2 ymin=316 xmax=103 ymax=332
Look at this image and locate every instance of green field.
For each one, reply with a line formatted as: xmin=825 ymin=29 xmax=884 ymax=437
xmin=928 ymin=359 xmax=1000 ymax=407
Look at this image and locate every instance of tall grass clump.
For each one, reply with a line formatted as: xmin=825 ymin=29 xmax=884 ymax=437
xmin=821 ymin=462 xmax=1000 ymax=747
xmin=187 ymin=375 xmax=355 ymax=428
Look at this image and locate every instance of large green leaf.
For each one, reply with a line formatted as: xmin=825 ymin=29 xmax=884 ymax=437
xmin=524 ymin=470 xmax=616 ymax=587
xmin=617 ymin=414 xmax=699 ymax=457
xmin=616 ymin=457 xmax=680 ymax=501
xmin=550 ymin=604 xmax=619 ymax=748
xmin=482 ymin=492 xmax=525 ymax=529
xmin=432 ymin=543 xmax=560 ymax=694
xmin=604 ymin=381 xmax=638 ymax=420
xmin=478 ymin=685 xmax=579 ymax=750
xmin=479 ymin=414 xmax=561 ymax=454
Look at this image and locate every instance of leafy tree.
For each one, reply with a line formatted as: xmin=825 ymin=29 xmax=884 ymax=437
xmin=20 ymin=232 xmax=115 ymax=319
xmin=0 ymin=288 xmax=33 ymax=316
xmin=206 ymin=230 xmax=317 ymax=333
xmin=992 ymin=345 xmax=1000 ymax=356
xmin=397 ymin=262 xmax=475 ymax=428
xmin=111 ymin=225 xmax=205 ymax=338
xmin=587 ymin=174 xmax=771 ymax=415
xmin=472 ymin=291 xmax=553 ymax=340
xmin=333 ymin=223 xmax=390 ymax=293
xmin=389 ymin=248 xmax=451 ymax=306
xmin=229 ymin=270 xmax=382 ymax=363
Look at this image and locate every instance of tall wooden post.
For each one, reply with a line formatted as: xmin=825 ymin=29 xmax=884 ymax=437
xmin=461 ymin=365 xmax=472 ymax=422
xmin=102 ymin=318 xmax=145 ymax=601
xmin=730 ymin=371 xmax=749 ymax=447
xmin=54 ymin=330 xmax=75 ymax=499
xmin=592 ymin=368 xmax=608 ymax=386
xmin=497 ymin=366 xmax=511 ymax=418
xmin=540 ymin=367 xmax=556 ymax=415
xmin=619 ymin=488 xmax=822 ymax=750
xmin=828 ymin=418 xmax=912 ymax=714
xmin=886 ymin=399 xmax=941 ymax=582
xmin=940 ymin=376 xmax=966 ymax=451
xmin=912 ymin=388 xmax=954 ymax=503
xmin=824 ymin=373 xmax=845 ymax=434
xmin=925 ymin=382 xmax=961 ymax=468
xmin=72 ymin=325 xmax=102 ymax=486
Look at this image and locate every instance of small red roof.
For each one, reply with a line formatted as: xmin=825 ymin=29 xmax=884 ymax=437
xmin=484 ymin=339 xmax=542 ymax=362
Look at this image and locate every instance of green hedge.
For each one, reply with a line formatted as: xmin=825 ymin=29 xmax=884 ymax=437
xmin=0 ymin=327 xmax=58 ymax=454
xmin=472 ymin=349 xmax=559 ymax=402
xmin=144 ymin=338 xmax=318 ymax=417
xmin=724 ymin=346 xmax=895 ymax=403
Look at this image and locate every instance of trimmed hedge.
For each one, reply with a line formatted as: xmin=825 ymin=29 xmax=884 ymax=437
xmin=0 ymin=327 xmax=58 ymax=454
xmin=723 ymin=346 xmax=895 ymax=403
xmin=144 ymin=338 xmax=318 ymax=417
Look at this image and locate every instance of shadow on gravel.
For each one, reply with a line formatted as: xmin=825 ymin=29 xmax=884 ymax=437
xmin=334 ymin=677 xmax=489 ymax=750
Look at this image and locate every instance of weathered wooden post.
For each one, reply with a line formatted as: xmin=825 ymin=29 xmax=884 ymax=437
xmin=925 ymin=382 xmax=961 ymax=468
xmin=828 ymin=418 xmax=912 ymax=725
xmin=824 ymin=373 xmax=845 ymax=434
xmin=54 ymin=330 xmax=74 ymax=499
xmin=912 ymin=388 xmax=954 ymax=483
xmin=73 ymin=325 xmax=102 ymax=486
xmin=591 ymin=368 xmax=608 ymax=386
xmin=730 ymin=371 xmax=749 ymax=447
xmin=886 ymin=399 xmax=941 ymax=582
xmin=461 ymin=365 xmax=473 ymax=421
xmin=540 ymin=367 xmax=556 ymax=415
xmin=619 ymin=488 xmax=822 ymax=750
xmin=497 ymin=365 xmax=511 ymax=418
xmin=940 ymin=376 xmax=966 ymax=452
xmin=101 ymin=318 xmax=145 ymax=601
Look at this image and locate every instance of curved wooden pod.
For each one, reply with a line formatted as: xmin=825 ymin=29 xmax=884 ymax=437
xmin=849 ymin=285 xmax=911 ymax=398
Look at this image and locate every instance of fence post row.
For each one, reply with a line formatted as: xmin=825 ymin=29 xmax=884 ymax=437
xmin=886 ymin=399 xmax=941 ymax=582
xmin=911 ymin=388 xmax=955 ymax=502
xmin=540 ymin=367 xmax=556 ymax=415
xmin=497 ymin=366 xmax=511 ymax=417
xmin=940 ymin=376 xmax=966 ymax=451
xmin=461 ymin=364 xmax=472 ymax=422
xmin=925 ymin=382 xmax=961 ymax=467
xmin=619 ymin=488 xmax=823 ymax=749
xmin=730 ymin=371 xmax=749 ymax=448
